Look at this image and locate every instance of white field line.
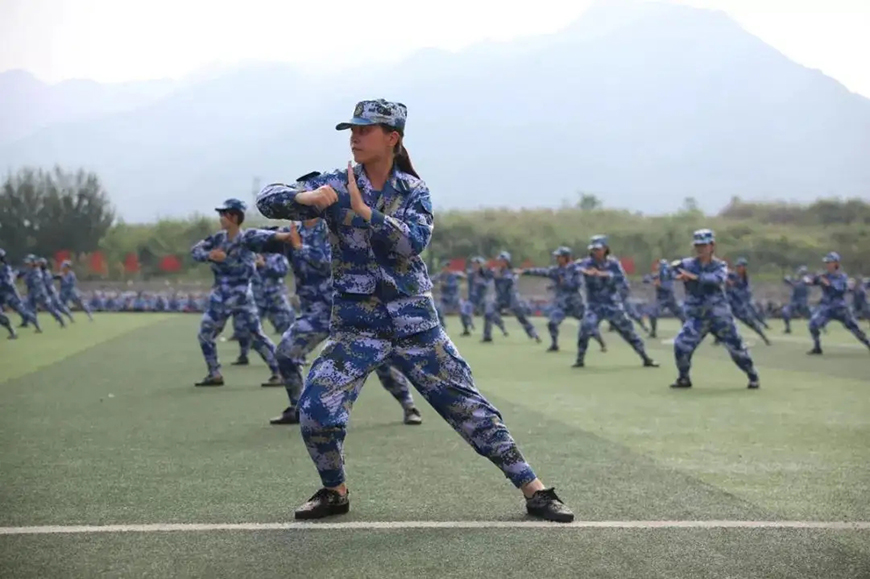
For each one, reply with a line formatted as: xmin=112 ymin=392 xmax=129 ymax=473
xmin=1 ymin=520 xmax=869 ymax=535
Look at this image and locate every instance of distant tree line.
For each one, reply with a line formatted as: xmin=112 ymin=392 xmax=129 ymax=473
xmin=1 ymin=167 xmax=868 ymax=279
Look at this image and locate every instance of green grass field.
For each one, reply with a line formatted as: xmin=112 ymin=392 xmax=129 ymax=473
xmin=1 ymin=313 xmax=868 ymax=578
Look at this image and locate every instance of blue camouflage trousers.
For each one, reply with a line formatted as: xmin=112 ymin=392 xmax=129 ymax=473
xmin=299 ymin=297 xmax=537 ymax=489
xmin=546 ymin=300 xmax=602 ymax=349
xmin=809 ymin=305 xmax=870 ymax=350
xmin=59 ymin=289 xmax=92 ymax=320
xmin=262 ymin=289 xmax=295 ymax=335
xmin=483 ymin=298 xmax=538 ymax=340
xmin=729 ymin=299 xmax=768 ymax=342
xmin=459 ymin=300 xmax=475 ymax=333
xmin=275 ymin=302 xmax=416 ymax=411
xmin=577 ymin=304 xmax=647 ymax=363
xmin=198 ymin=290 xmax=279 ymax=376
xmin=675 ymin=307 xmax=757 ymax=379
xmin=649 ymin=293 xmax=685 ymax=336
xmin=0 ymin=309 xmax=13 ymax=335
xmin=782 ymin=301 xmax=811 ymax=332
xmin=49 ymin=291 xmax=74 ymax=322
xmin=1 ymin=292 xmax=39 ymax=328
xmin=26 ymin=292 xmax=65 ymax=327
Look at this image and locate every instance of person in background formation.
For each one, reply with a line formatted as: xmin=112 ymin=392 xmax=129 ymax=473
xmin=725 ymin=257 xmax=771 ymax=346
xmin=520 ymin=246 xmax=606 ymax=353
xmin=573 ymin=235 xmax=658 ymax=369
xmin=467 ymin=256 xmax=491 ymax=320
xmin=644 ymin=258 xmax=686 ymax=338
xmin=190 ymin=198 xmax=287 ymax=387
xmin=267 ymin=218 xmax=424 ymax=427
xmin=618 ymin=279 xmax=650 ymax=335
xmin=782 ymin=266 xmax=811 ymax=334
xmin=806 ymin=253 xmax=870 ymax=355
xmin=38 ymin=258 xmax=74 ymax=324
xmin=432 ymin=263 xmax=465 ymax=330
xmin=58 ymin=260 xmax=93 ymax=322
xmin=21 ymin=256 xmax=66 ymax=328
xmin=257 ymin=98 xmax=573 ymax=522
xmin=849 ymin=277 xmax=868 ymax=324
xmin=0 ymin=249 xmax=40 ymax=334
xmin=483 ymin=251 xmax=540 ymax=344
xmin=260 ymin=252 xmax=296 ymax=334
xmin=670 ymin=229 xmax=759 ymax=389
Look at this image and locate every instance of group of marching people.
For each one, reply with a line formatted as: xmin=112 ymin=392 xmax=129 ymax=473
xmin=0 ymin=250 xmax=92 ymax=339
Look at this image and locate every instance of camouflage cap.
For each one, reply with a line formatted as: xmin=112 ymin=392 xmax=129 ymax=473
xmin=215 ymin=198 xmax=247 ymax=213
xmin=735 ymin=257 xmax=748 ymax=266
xmin=692 ymin=229 xmax=715 ymax=245
xmin=823 ymin=251 xmax=841 ymax=263
xmin=336 ymin=99 xmax=408 ymax=133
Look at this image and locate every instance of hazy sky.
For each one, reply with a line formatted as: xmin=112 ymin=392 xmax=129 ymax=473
xmin=3 ymin=0 xmax=869 ymax=97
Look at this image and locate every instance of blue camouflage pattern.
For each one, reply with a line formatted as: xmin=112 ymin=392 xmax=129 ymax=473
xmin=59 ymin=269 xmax=93 ymax=321
xmin=808 ymin=269 xmax=870 ymax=351
xmin=191 ymin=228 xmax=281 ymax=377
xmin=523 ymin=261 xmax=600 ymax=349
xmin=726 ymin=270 xmax=768 ymax=342
xmin=782 ymin=267 xmax=812 ymax=332
xmin=257 ymin=161 xmax=538 ymax=490
xmin=484 ymin=266 xmax=539 ymax=341
xmin=574 ymin=255 xmax=650 ymax=364
xmin=0 ymin=262 xmax=40 ymax=329
xmin=672 ymin=257 xmax=758 ymax=380
xmin=644 ymin=260 xmax=686 ymax=337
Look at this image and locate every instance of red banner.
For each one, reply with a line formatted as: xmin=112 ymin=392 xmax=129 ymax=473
xmin=448 ymin=258 xmax=466 ymax=271
xmin=159 ymin=255 xmax=182 ymax=273
xmin=124 ymin=253 xmax=140 ymax=273
xmin=89 ymin=251 xmax=107 ymax=275
xmin=54 ymin=250 xmax=71 ymax=267
xmin=620 ymin=257 xmax=636 ymax=275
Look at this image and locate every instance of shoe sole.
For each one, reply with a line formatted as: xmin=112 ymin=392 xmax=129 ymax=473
xmin=294 ymin=503 xmax=350 ymax=520
xmin=527 ymin=508 xmax=575 ymax=523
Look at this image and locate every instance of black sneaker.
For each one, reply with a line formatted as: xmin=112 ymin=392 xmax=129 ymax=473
xmin=270 ymin=407 xmax=299 ymax=425
xmin=481 ymin=337 xmax=493 ymax=343
xmin=546 ymin=345 xmax=559 ymax=352
xmin=670 ymin=377 xmax=692 ymax=389
xmin=762 ymin=335 xmax=771 ymax=346
xmin=195 ymin=375 xmax=224 ymax=387
xmin=747 ymin=377 xmax=760 ymax=389
xmin=7 ymin=333 xmax=18 ymax=340
xmin=643 ymin=358 xmax=660 ymax=368
xmin=460 ymin=331 xmax=470 ymax=336
xmin=261 ymin=375 xmax=283 ymax=387
xmin=403 ymin=407 xmax=423 ymax=425
xmin=534 ymin=335 xmax=542 ymax=344
xmin=231 ymin=356 xmax=249 ymax=366
xmin=571 ymin=360 xmax=584 ymax=368
xmin=525 ymin=488 xmax=574 ymax=523
xmin=807 ymin=347 xmax=822 ymax=355
xmin=294 ymin=488 xmax=350 ymax=520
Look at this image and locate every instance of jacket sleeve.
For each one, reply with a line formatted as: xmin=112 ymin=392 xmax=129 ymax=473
xmin=191 ymin=235 xmax=216 ymax=262
xmin=240 ymin=229 xmax=280 ymax=254
xmin=369 ymin=183 xmax=433 ymax=258
xmin=698 ymin=262 xmax=727 ymax=286
xmin=257 ymin=171 xmax=334 ymax=222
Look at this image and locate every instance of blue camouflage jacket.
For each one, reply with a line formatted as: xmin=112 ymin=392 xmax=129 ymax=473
xmin=811 ymin=271 xmax=849 ymax=307
xmin=257 ymin=165 xmax=433 ymax=298
xmin=574 ymin=256 xmax=629 ymax=307
xmin=673 ymin=257 xmax=730 ymax=312
xmin=191 ymin=229 xmax=279 ymax=298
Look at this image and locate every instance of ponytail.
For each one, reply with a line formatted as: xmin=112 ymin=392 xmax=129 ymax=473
xmin=394 ymin=139 xmax=420 ymax=179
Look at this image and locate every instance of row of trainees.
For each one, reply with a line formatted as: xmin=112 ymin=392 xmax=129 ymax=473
xmin=0 ymin=251 xmax=92 ymax=339
xmin=432 ymin=244 xmax=870 ymax=353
